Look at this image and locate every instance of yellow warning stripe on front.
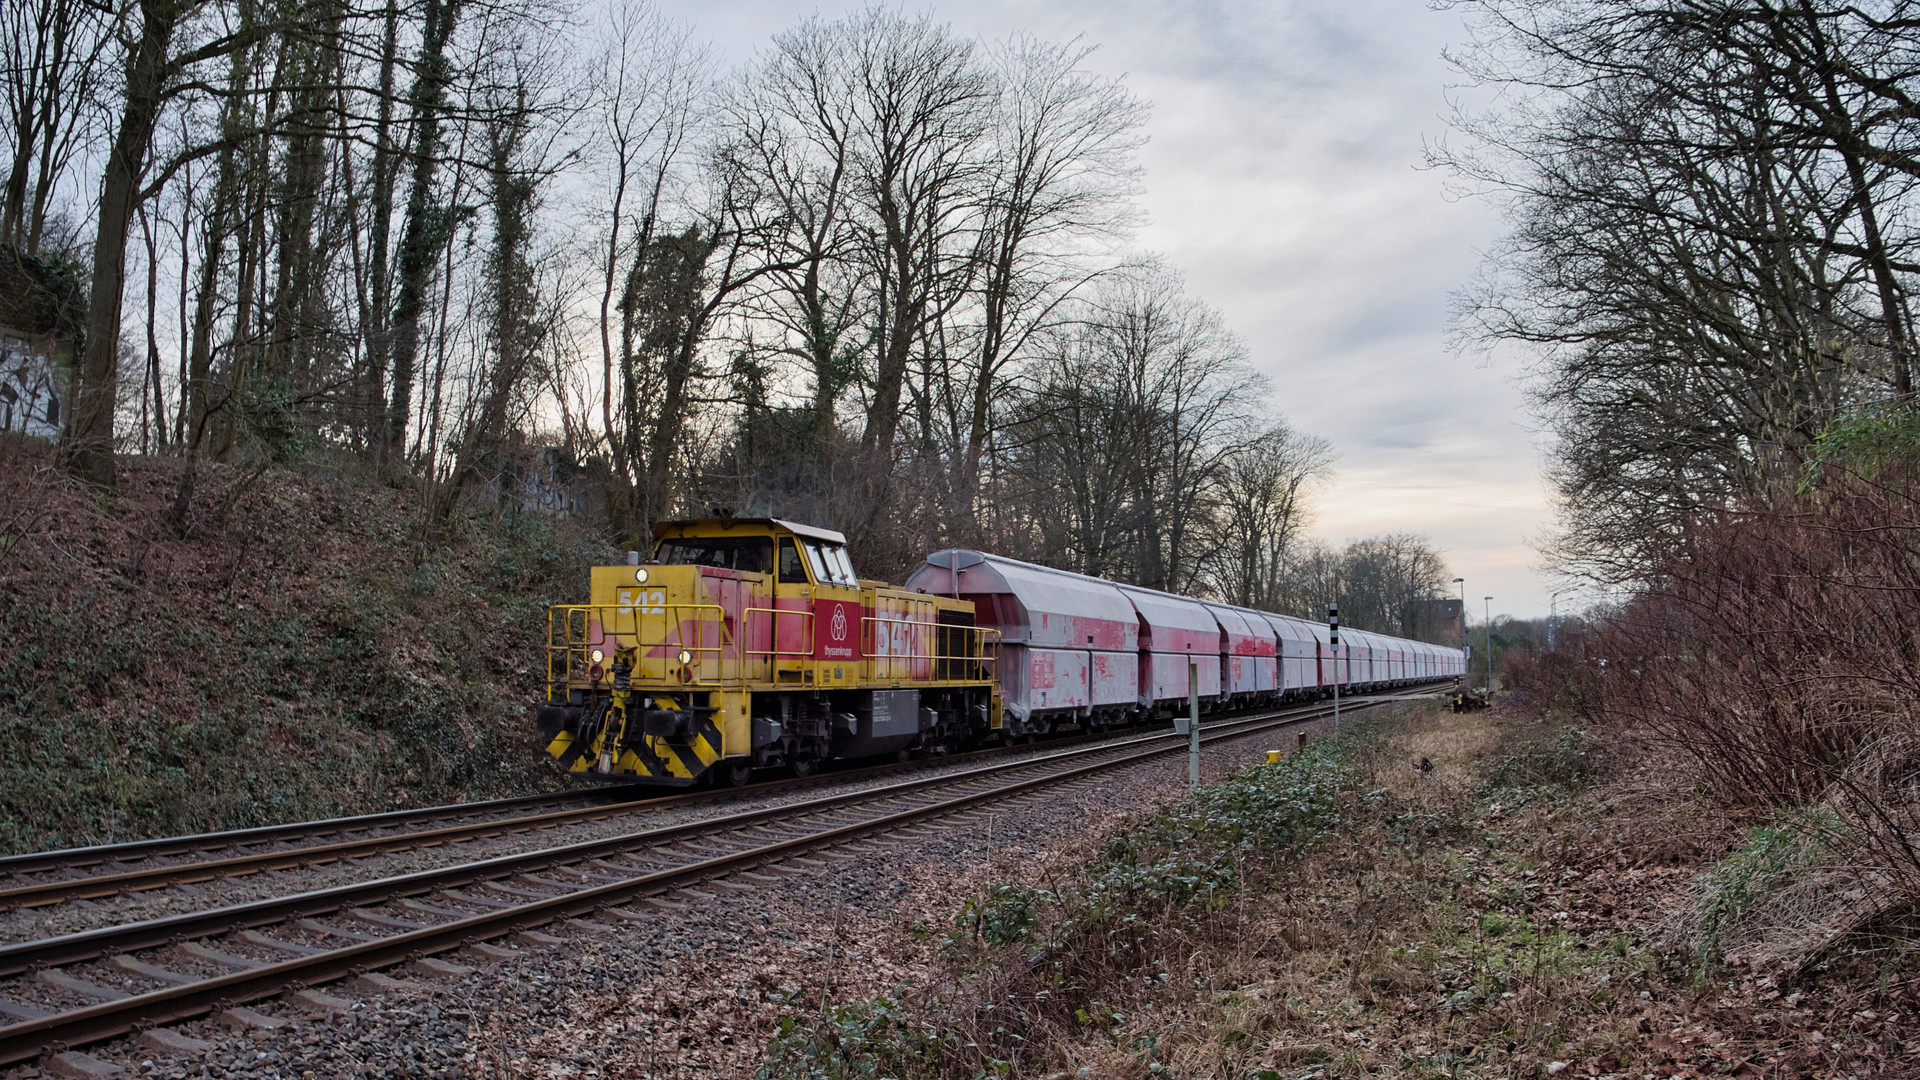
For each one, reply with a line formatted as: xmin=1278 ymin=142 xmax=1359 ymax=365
xmin=643 ymin=732 xmax=720 ymax=779
xmin=549 ymin=730 xmax=597 ymax=773
xmin=690 ymin=732 xmax=720 ymax=771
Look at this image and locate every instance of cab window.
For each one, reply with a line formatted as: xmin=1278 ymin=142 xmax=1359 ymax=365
xmin=777 ymin=538 xmax=811 ymax=583
xmin=654 ymin=537 xmax=772 ymax=573
xmin=827 ymin=546 xmax=858 ymax=585
xmin=803 ymin=541 xmax=832 ymax=585
xmin=802 ymin=542 xmax=857 ymax=587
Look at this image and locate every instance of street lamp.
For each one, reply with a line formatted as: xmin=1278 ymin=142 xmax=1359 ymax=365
xmin=1484 ymin=596 xmax=1494 ymax=693
xmin=1453 ymin=577 xmax=1465 ymax=649
xmin=1549 ymin=591 xmax=1564 ymax=651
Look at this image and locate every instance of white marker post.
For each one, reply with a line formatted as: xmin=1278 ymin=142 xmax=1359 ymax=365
xmin=1328 ymin=603 xmax=1341 ymax=732
xmin=1188 ymin=661 xmax=1201 ymax=790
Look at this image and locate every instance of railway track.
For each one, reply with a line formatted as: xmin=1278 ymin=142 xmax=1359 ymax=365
xmin=0 ymin=696 xmax=1386 ymax=910
xmin=0 ymin=687 xmax=1441 ymax=1068
xmin=0 ymin=725 xmax=1160 ymax=911
xmin=0 ymin=784 xmax=656 ymax=887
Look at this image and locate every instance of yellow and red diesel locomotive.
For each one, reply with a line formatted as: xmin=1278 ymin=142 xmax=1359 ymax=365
xmin=535 ymin=517 xmax=1001 ymax=786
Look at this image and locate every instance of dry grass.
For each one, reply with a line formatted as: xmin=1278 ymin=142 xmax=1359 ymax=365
xmin=757 ymin=701 xmax=1920 ymax=1080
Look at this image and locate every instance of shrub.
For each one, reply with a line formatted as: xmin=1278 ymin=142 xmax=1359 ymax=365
xmin=770 ymin=723 xmax=1390 ymax=1079
xmin=1576 ymin=462 xmax=1920 ymax=947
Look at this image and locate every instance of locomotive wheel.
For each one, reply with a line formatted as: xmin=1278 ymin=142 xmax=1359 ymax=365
xmin=790 ymin=756 xmax=818 ymax=779
xmin=725 ymin=761 xmax=754 ymax=787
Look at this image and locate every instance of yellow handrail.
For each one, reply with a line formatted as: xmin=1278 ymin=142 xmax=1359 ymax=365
xmin=863 ymin=615 xmax=1000 ymax=681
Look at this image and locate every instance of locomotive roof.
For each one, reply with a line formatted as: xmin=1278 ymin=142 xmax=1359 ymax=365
xmin=657 ymin=517 xmax=850 ymax=545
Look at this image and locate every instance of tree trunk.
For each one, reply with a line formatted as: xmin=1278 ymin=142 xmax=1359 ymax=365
xmin=384 ymin=0 xmax=461 ymax=470
xmin=266 ymin=5 xmax=339 ymax=390
xmin=71 ymin=0 xmax=178 ymax=489
xmin=437 ymin=106 xmax=537 ymax=523
xmin=361 ymin=0 xmax=399 ymax=451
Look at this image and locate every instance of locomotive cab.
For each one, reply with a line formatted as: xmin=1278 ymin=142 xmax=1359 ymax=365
xmin=536 ymin=518 xmax=999 ymax=787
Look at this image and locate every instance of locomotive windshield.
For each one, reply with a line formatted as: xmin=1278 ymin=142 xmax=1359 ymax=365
xmin=805 ymin=541 xmax=859 ymax=586
xmin=654 ymin=537 xmax=773 ymax=573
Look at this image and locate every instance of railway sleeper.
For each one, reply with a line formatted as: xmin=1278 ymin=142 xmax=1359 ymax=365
xmin=240 ymin=930 xmax=325 ymax=956
xmin=0 ymin=998 xmax=49 ymax=1021
xmin=177 ymin=941 xmax=262 ymax=970
xmin=137 ymin=1026 xmax=213 ymax=1056
xmin=441 ymin=888 xmax=515 ymax=909
xmin=349 ymin=907 xmax=431 ymax=931
xmin=106 ymin=955 xmax=195 ymax=986
xmin=400 ymin=896 xmax=485 ymax=920
xmin=36 ymin=969 xmax=129 ymax=1003
xmin=297 ymin=918 xmax=382 ymax=944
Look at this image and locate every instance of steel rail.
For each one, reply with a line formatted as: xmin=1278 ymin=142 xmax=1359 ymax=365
xmin=0 ymin=693 xmax=1407 ymax=980
xmin=0 ymin=786 xmax=656 ymax=879
xmin=0 ymin=711 xmax=1224 ymax=891
xmin=0 ymin=682 xmax=1448 ymax=902
xmin=0 ymin=690 xmax=1430 ymax=1067
xmin=0 ymin=735 xmax=1086 ymax=893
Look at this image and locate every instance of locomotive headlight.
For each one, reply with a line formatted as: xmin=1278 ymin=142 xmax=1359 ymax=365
xmin=589 ymin=648 xmax=605 ymax=664
xmin=633 ymin=567 xmax=649 ymax=584
xmin=678 ymin=649 xmax=693 ymax=665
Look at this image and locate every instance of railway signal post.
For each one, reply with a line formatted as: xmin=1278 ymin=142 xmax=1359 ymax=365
xmin=1329 ymin=603 xmax=1341 ymax=731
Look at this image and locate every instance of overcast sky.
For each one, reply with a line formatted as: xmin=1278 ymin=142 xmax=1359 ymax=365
xmin=656 ymin=0 xmax=1559 ymax=620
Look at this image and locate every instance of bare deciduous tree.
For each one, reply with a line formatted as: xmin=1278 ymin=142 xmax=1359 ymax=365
xmin=1 ymin=0 xmax=108 ymax=257
xmin=1438 ymin=0 xmax=1920 ymax=581
xmin=1208 ymin=424 xmax=1335 ymax=608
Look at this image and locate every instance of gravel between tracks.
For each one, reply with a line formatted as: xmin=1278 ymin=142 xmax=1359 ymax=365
xmin=0 ymin=708 xmax=1370 ymax=1080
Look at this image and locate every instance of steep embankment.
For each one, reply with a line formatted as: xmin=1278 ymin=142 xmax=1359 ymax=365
xmin=0 ymin=442 xmax=618 ymax=855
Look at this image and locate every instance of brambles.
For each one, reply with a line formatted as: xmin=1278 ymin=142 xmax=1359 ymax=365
xmin=1559 ymin=465 xmax=1920 ymax=965
xmin=757 ymin=997 xmax=942 ymax=1080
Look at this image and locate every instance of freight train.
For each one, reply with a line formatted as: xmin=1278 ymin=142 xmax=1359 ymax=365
xmin=534 ymin=517 xmax=1466 ymax=785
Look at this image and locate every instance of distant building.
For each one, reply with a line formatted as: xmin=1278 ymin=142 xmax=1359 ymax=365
xmin=0 ymin=249 xmax=78 ymax=442
xmin=1413 ymin=597 xmax=1464 ymax=645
